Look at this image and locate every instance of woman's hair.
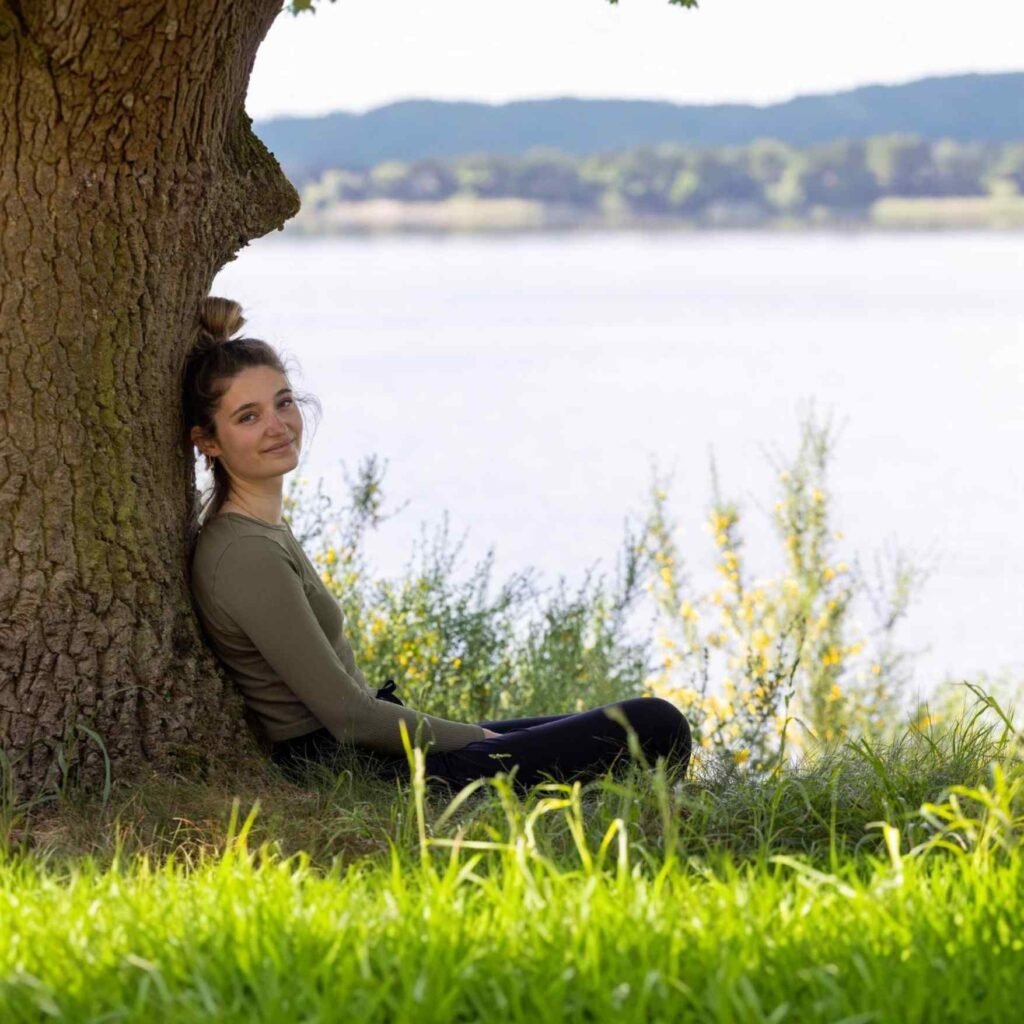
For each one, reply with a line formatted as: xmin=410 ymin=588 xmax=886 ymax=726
xmin=182 ymin=296 xmax=321 ymax=560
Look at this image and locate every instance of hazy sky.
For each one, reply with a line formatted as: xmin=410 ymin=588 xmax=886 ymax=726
xmin=247 ymin=0 xmax=1022 ymax=120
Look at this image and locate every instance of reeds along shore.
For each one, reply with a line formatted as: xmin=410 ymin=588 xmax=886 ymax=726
xmin=285 ymin=194 xmax=1024 ymax=235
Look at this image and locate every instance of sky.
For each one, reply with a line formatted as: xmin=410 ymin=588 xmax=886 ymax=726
xmin=246 ymin=0 xmax=1023 ymax=121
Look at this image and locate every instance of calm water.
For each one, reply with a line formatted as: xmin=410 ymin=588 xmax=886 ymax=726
xmin=213 ymin=232 xmax=1024 ymax=701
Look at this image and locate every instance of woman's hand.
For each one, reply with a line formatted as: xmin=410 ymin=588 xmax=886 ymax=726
xmin=480 ymin=728 xmax=501 ymax=739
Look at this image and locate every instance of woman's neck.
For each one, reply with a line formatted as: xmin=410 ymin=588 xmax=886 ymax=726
xmin=220 ymin=489 xmax=284 ymax=526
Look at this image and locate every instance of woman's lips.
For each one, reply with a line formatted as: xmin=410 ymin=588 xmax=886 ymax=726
xmin=264 ymin=440 xmax=294 ymax=454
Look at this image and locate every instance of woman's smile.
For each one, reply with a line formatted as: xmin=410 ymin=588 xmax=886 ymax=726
xmin=263 ymin=439 xmax=294 ymax=454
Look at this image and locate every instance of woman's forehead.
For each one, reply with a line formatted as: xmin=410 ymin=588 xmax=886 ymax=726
xmin=221 ymin=366 xmax=290 ymax=400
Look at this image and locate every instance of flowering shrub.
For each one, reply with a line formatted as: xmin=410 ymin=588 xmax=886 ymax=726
xmin=284 ymin=455 xmax=653 ymax=725
xmin=641 ymin=407 xmax=931 ymax=774
xmin=281 ymin=409 xmax=931 ymax=774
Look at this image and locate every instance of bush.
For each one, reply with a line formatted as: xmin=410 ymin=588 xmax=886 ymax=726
xmin=641 ymin=403 xmax=935 ymax=774
xmin=280 ymin=402 xmax=956 ymax=782
xmin=284 ymin=454 xmax=656 ymax=726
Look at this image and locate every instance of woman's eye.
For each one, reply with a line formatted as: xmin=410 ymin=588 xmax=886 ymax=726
xmin=239 ymin=399 xmax=292 ymax=424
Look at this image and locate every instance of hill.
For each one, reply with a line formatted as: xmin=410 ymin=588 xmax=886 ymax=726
xmin=256 ymin=72 xmax=1024 ymax=184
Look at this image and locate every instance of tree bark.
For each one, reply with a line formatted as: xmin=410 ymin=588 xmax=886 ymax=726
xmin=0 ymin=0 xmax=300 ymax=797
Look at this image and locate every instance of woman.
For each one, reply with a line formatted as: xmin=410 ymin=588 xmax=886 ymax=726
xmin=184 ymin=296 xmax=691 ymax=794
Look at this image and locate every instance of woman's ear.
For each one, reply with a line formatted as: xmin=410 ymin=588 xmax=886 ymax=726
xmin=190 ymin=426 xmax=219 ymax=458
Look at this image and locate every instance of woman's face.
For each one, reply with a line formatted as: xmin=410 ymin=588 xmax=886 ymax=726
xmin=191 ymin=365 xmax=303 ymax=485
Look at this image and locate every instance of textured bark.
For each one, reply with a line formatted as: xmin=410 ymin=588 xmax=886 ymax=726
xmin=0 ymin=0 xmax=300 ymax=797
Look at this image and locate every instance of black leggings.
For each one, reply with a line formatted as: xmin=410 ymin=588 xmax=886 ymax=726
xmin=271 ymin=697 xmax=692 ymax=795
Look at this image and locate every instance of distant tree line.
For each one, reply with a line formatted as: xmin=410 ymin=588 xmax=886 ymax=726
xmin=299 ymin=136 xmax=1024 ymax=224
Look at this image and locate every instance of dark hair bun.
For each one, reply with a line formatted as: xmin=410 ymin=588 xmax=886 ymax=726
xmin=198 ymin=297 xmax=245 ymax=347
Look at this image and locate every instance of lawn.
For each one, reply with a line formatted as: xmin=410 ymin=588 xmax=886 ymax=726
xmin=2 ymin=694 xmax=1021 ymax=1023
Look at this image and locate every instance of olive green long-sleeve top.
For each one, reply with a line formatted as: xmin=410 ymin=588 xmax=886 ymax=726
xmin=190 ymin=512 xmax=485 ymax=754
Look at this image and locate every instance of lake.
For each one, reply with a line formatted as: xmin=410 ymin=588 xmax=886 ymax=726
xmin=213 ymin=231 xmax=1024 ymax=703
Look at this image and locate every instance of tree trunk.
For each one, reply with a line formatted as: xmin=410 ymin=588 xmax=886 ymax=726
xmin=0 ymin=0 xmax=300 ymax=798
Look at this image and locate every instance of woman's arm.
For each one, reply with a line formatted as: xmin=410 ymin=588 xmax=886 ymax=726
xmin=213 ymin=535 xmax=486 ymax=756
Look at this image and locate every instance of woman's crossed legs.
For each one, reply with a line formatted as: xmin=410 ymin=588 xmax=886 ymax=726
xmin=272 ymin=697 xmax=692 ymax=795
xmin=371 ymin=697 xmax=692 ymax=794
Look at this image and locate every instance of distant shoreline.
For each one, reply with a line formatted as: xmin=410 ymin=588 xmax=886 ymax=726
xmin=283 ymin=195 xmax=1024 ymax=236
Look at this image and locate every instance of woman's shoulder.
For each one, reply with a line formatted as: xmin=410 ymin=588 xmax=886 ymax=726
xmin=192 ymin=515 xmax=294 ymax=587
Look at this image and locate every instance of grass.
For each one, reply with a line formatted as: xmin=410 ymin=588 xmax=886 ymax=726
xmin=2 ymin=831 xmax=1020 ymax=1022
xmin=1 ymin=688 xmax=1022 ymax=1022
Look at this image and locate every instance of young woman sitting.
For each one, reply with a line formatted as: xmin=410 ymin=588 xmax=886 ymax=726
xmin=183 ymin=297 xmax=691 ymax=794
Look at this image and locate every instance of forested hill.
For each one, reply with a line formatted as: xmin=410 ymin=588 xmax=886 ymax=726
xmin=257 ymin=72 xmax=1024 ymax=184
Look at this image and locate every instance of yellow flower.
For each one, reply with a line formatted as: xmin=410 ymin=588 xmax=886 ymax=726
xmin=827 ymin=683 xmax=843 ymax=702
xmin=734 ymin=749 xmax=751 ymax=766
xmin=751 ymin=629 xmax=771 ymax=652
xmin=452 ymin=657 xmax=462 ymax=669
xmin=822 ymin=567 xmax=835 ymax=582
xmin=836 ymin=561 xmax=849 ymax=573
xmin=871 ymin=662 xmax=882 ymax=676
xmin=711 ymin=510 xmax=736 ymax=533
xmin=660 ymin=566 xmax=674 ymax=586
xmin=679 ymin=600 xmax=699 ymax=623
xmin=812 ymin=488 xmax=824 ymax=503
xmin=821 ymin=646 xmax=841 ymax=667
